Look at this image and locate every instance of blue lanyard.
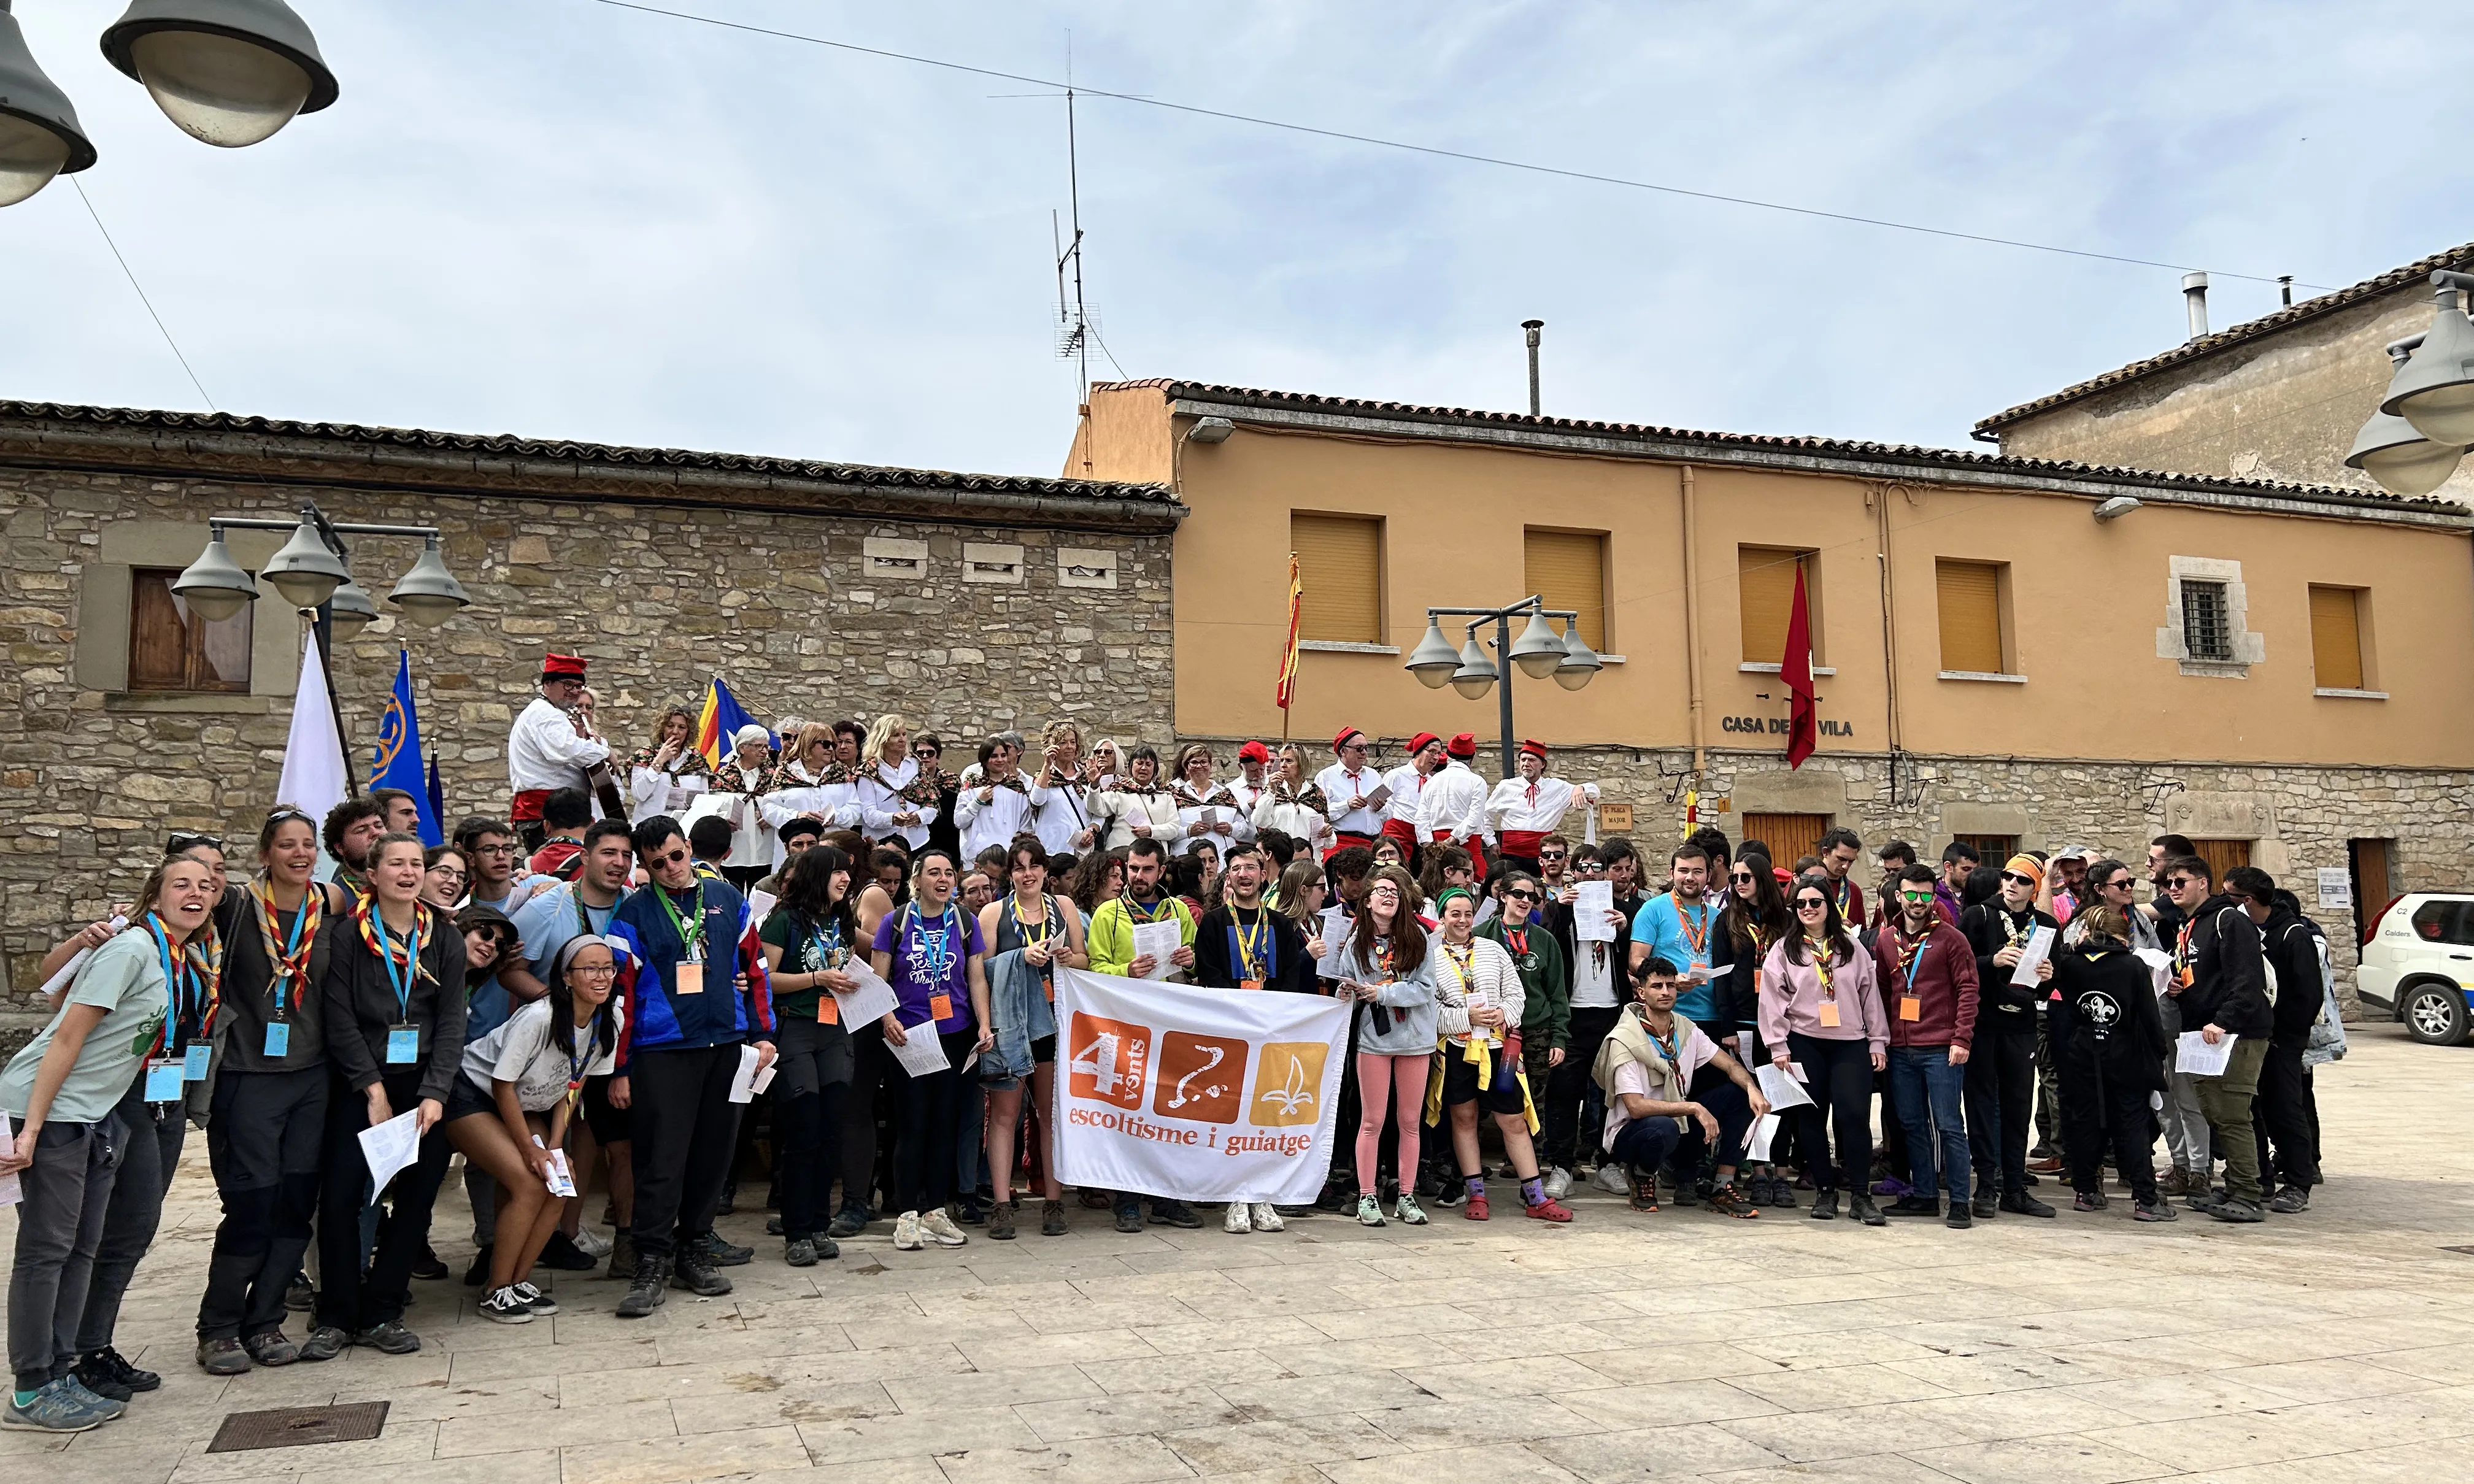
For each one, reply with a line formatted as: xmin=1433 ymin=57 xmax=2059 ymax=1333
xmin=275 ymin=897 xmax=306 ymax=1015
xmin=148 ymin=914 xmax=194 ymax=1048
xmin=915 ymin=905 xmax=957 ymax=980
xmin=377 ymin=913 xmax=420 ymax=1022
xmin=809 ymin=920 xmax=844 ymax=970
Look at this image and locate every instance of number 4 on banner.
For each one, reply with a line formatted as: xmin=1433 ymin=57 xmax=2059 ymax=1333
xmin=1068 ymin=1013 xmax=1150 ymax=1110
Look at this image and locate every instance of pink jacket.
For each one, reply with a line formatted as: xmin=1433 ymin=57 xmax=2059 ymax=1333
xmin=1757 ymin=934 xmax=1889 ymax=1055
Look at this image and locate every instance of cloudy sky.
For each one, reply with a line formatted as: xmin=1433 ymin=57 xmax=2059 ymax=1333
xmin=4 ymin=2 xmax=2466 ymax=479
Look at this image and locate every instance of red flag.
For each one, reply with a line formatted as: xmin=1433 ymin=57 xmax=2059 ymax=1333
xmin=1782 ymin=561 xmax=1817 ymax=768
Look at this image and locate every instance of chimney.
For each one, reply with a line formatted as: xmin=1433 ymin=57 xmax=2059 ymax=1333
xmin=2181 ymin=272 xmax=2210 ymax=340
xmin=1522 ymin=320 xmax=1544 ymax=416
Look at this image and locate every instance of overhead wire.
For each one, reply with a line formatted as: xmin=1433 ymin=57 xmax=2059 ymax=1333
xmin=71 ymin=177 xmax=217 ymax=412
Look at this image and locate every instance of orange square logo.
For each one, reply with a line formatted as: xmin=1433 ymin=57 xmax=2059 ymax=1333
xmin=1249 ymin=1041 xmax=1329 ymax=1127
xmin=1152 ymin=1031 xmax=1248 ymax=1124
xmin=1066 ymin=1012 xmax=1150 ymax=1110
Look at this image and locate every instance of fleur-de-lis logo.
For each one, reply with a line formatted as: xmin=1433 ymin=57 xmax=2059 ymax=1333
xmin=1249 ymin=1041 xmax=1327 ymax=1128
xmin=1258 ymin=1055 xmax=1312 ymax=1117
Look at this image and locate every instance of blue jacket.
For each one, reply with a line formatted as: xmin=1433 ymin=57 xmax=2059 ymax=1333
xmin=607 ymin=878 xmax=773 ymax=1070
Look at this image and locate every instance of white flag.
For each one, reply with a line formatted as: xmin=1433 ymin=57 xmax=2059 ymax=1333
xmin=276 ymin=630 xmax=349 ymax=838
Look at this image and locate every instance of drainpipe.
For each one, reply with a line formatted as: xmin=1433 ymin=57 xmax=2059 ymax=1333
xmin=1680 ymin=464 xmax=1706 ymax=779
xmin=1874 ymin=482 xmax=1903 ymax=793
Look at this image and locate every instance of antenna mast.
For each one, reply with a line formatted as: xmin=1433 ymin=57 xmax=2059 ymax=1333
xmin=1054 ymin=42 xmax=1092 ymax=401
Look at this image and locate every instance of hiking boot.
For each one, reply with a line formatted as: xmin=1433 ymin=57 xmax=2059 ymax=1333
xmin=671 ymin=1253 xmax=732 ymax=1296
xmin=1882 ymin=1195 xmax=1941 ymax=1218
xmin=1148 ymin=1200 xmax=1203 ymax=1229
xmin=1356 ymin=1194 xmax=1387 ymax=1227
xmin=1223 ymin=1201 xmax=1252 ymax=1234
xmin=921 ymin=1208 xmax=969 ymax=1247
xmin=1670 ymin=1174 xmax=1700 ymax=1208
xmin=354 ymin=1321 xmax=422 ymax=1355
xmin=196 ymin=1337 xmax=252 ymax=1376
xmin=2268 ymin=1184 xmax=2310 ymax=1214
xmin=75 ymin=1347 xmax=156 ymax=1399
xmin=1112 ymin=1204 xmax=1143 ymax=1234
xmin=2156 ymin=1167 xmax=2191 ymax=1197
xmin=1705 ymin=1182 xmax=1760 ymax=1219
xmin=2073 ymin=1190 xmax=2109 ymax=1212
xmin=2133 ymin=1198 xmax=2180 ymax=1223
xmin=296 ymin=1325 xmax=349 ymax=1362
xmin=1808 ymin=1191 xmax=1840 ymax=1221
xmin=409 ymin=1245 xmax=448 ymax=1281
xmin=767 ymin=1215 xmax=786 ymax=1236
xmin=479 ymin=1286 xmax=534 ymax=1325
xmin=784 ymin=1237 xmax=819 ymax=1267
xmin=1849 ymin=1194 xmax=1887 ymax=1227
xmin=695 ymin=1231 xmax=753 ymax=1267
xmin=1999 ymin=1190 xmax=2056 ymax=1218
xmin=827 ymin=1204 xmax=874 ymax=1239
xmin=1251 ymin=1202 xmax=1287 ymax=1231
xmin=601 ymin=1232 xmax=638 ymax=1280
xmin=538 ymin=1231 xmax=598 ymax=1271
xmin=1 ymin=1378 xmax=111 ymax=1433
xmin=1971 ymin=1191 xmax=1999 ymax=1219
xmin=988 ymin=1202 xmax=1017 ymax=1241
xmin=1945 ymin=1204 xmax=1973 ymax=1229
xmin=616 ymin=1256 xmax=669 ymax=1318
xmin=1041 ymin=1199 xmax=1068 ymax=1236
xmin=2209 ymin=1197 xmax=2267 ymax=1224
xmin=241 ymin=1330 xmax=298 ymax=1367
xmin=1627 ymin=1167 xmax=1660 ymax=1212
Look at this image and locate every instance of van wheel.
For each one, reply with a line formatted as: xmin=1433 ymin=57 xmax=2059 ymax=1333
xmin=2401 ymin=982 xmax=2471 ymax=1045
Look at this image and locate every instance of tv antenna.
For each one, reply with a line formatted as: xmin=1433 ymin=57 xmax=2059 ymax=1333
xmin=1052 ymin=44 xmax=1095 ymax=400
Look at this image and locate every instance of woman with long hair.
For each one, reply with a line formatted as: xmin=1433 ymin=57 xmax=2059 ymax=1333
xmin=977 ymin=839 xmax=1085 ymax=1239
xmin=1430 ymin=887 xmax=1571 ymax=1223
xmin=193 ymin=809 xmax=334 ymax=1375
xmin=305 ymin=833 xmax=469 ymax=1359
xmin=1 ymin=855 xmax=217 ymax=1431
xmin=1069 ymin=847 xmax=1126 ymax=924
xmin=871 ymin=849 xmax=994 ymax=1251
xmin=1718 ymin=851 xmax=1794 ymax=1206
xmin=446 ymin=934 xmax=622 ymax=1321
xmin=1417 ymin=844 xmax=1476 ymax=909
xmin=1758 ymin=875 xmax=1889 ymax=1226
xmin=1330 ymin=869 xmax=1438 ymax=1228
xmin=759 ymin=845 xmax=860 ymax=1265
xmin=855 ymin=714 xmax=938 ymax=853
xmin=627 ymin=705 xmax=709 ymax=825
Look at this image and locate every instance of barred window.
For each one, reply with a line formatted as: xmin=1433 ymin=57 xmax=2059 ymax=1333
xmin=2180 ymin=580 xmax=2232 ymax=662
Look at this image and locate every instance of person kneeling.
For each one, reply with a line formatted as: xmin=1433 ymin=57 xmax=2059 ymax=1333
xmin=1593 ymin=956 xmax=1770 ymax=1217
xmin=445 ymin=936 xmax=623 ymax=1322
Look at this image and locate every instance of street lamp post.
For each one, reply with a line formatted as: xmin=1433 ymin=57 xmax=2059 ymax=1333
xmin=1403 ymin=594 xmax=1602 ymax=779
xmin=2349 ymin=271 xmax=2474 ymax=497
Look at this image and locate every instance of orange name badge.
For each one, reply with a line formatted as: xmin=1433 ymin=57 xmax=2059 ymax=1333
xmin=928 ymin=993 xmax=954 ymax=1021
xmin=817 ymin=993 xmax=840 ymax=1025
xmin=1817 ymin=999 xmax=1841 ymax=1028
xmin=1239 ymin=979 xmax=1264 ymax=993
xmin=674 ymin=959 xmax=703 ymax=995
xmin=1899 ymin=994 xmax=1922 ymax=1022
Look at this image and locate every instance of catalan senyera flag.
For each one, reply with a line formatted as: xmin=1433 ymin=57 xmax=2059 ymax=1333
xmin=1274 ymin=553 xmax=1303 ymax=710
xmin=693 ymin=676 xmax=765 ymax=771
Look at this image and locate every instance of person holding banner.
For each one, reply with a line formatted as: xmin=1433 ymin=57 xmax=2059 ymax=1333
xmin=1331 ymin=869 xmax=1438 ymax=1228
xmin=1084 ymin=839 xmax=1206 ymax=1233
xmin=757 ymin=844 xmax=861 ymax=1266
xmin=1191 ymin=843 xmax=1315 ymax=1234
xmin=871 ymin=850 xmax=994 ymax=1253
xmin=1428 ymin=888 xmax=1572 ymax=1223
xmin=978 ymin=840 xmax=1084 ymax=1240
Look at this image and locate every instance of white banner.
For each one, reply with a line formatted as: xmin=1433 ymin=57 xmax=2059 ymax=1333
xmin=1051 ymin=967 xmax=1349 ymax=1205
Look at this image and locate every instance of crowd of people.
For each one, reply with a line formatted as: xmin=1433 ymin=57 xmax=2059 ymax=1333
xmin=0 ymin=650 xmax=2349 ymax=1434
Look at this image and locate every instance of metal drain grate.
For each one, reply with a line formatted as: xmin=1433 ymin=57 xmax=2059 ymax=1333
xmin=207 ymin=1402 xmax=390 ymax=1453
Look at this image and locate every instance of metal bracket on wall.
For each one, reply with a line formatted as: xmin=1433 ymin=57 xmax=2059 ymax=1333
xmin=2138 ymin=777 xmax=2187 ymax=815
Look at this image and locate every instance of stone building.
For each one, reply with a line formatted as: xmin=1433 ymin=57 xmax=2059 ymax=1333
xmin=1069 ymin=378 xmax=2474 ymax=1002
xmin=1974 ymin=239 xmax=2474 ymax=499
xmin=0 ymin=401 xmax=1181 ymax=1024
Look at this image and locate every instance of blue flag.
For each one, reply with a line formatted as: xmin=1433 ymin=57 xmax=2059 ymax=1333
xmin=426 ymin=746 xmax=445 ymax=839
xmin=695 ymin=675 xmax=771 ymax=771
xmin=372 ymin=648 xmax=444 ymax=846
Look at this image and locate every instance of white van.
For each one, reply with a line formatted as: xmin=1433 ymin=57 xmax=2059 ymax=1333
xmin=2357 ymin=893 xmax=2474 ymax=1044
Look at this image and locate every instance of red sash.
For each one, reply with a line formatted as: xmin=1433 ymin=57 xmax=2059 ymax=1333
xmin=511 ymin=788 xmax=552 ymax=822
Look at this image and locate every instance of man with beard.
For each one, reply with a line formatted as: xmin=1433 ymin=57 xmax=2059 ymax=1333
xmin=1873 ymin=864 xmax=1977 ymax=1228
xmin=1085 ymin=838 xmax=1203 ymax=1233
xmin=1192 ymin=844 xmax=1316 ymax=1233
xmin=507 ymin=653 xmax=611 ymax=851
xmin=321 ymin=797 xmax=385 ymax=901
xmin=1484 ymin=740 xmax=1597 ymax=877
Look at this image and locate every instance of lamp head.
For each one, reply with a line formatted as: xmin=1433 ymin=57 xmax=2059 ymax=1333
xmin=1405 ymin=620 xmax=1461 ymax=689
xmin=169 ymin=529 xmax=255 ymax=621
xmin=258 ymin=513 xmax=347 ymax=610
xmin=1552 ymin=629 xmax=1602 ymax=691
xmin=1449 ymin=636 xmax=1497 ymax=700
xmin=1508 ymin=609 xmax=1568 ymax=679
xmin=387 ymin=537 xmax=470 ymax=629
xmin=325 ymin=575 xmax=376 ymax=639
xmin=0 ymin=4 xmax=97 ymax=207
xmin=2345 ymin=406 xmax=2464 ymax=498
xmin=101 ymin=0 xmax=337 ymax=148
xmin=2381 ymin=283 xmax=2474 ymax=447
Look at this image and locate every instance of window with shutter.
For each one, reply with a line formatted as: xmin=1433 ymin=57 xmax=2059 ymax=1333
xmin=2308 ymin=585 xmax=2364 ymax=691
xmin=128 ymin=567 xmax=252 ymax=694
xmin=1737 ymin=546 xmax=1812 ymax=665
xmin=1290 ymin=513 xmax=1384 ymax=644
xmin=1934 ymin=559 xmax=2005 ymax=674
xmin=1524 ymin=529 xmax=1606 ymax=650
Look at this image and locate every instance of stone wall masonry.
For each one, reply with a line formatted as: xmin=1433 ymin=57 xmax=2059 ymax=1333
xmin=0 ymin=467 xmax=1174 ymax=1015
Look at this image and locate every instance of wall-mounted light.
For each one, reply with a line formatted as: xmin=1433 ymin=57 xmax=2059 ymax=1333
xmin=2092 ymin=496 xmax=2142 ymax=522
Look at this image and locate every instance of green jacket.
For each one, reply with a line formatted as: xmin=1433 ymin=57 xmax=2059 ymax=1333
xmin=1087 ymin=895 xmax=1198 ymax=978
xmin=1479 ymin=915 xmax=1568 ymax=1050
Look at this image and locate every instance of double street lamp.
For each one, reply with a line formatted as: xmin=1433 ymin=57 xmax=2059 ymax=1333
xmin=174 ymin=503 xmax=471 ymax=646
xmin=0 ymin=0 xmax=337 ymax=207
xmin=1403 ymin=595 xmax=1602 ymax=779
xmin=2347 ymin=269 xmax=2474 ymax=497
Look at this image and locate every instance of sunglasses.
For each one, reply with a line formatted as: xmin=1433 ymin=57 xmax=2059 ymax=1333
xmin=1728 ymin=871 xmax=1755 ymax=883
xmin=1538 ymin=852 xmax=1566 ymax=863
xmin=2102 ymin=877 xmax=2135 ymax=892
xmin=2166 ymin=877 xmax=2201 ymax=890
xmin=1898 ymin=888 xmax=1936 ymax=901
xmin=1506 ymin=890 xmax=1541 ymax=903
xmin=1573 ymin=861 xmax=1606 ymax=874
xmin=1795 ymin=896 xmax=1828 ymax=909
xmin=169 ymin=831 xmax=226 ymax=853
xmin=652 ymin=847 xmax=690 ymax=866
xmin=1998 ymin=871 xmax=2035 ymax=886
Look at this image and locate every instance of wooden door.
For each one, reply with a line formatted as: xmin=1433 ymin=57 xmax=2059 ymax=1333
xmin=2349 ymin=838 xmax=2395 ymax=946
xmin=1740 ymin=813 xmax=1830 ymax=870
xmin=2192 ymin=838 xmax=2251 ymax=886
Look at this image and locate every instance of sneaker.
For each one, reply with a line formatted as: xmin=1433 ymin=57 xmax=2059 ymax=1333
xmin=1525 ymin=1194 xmax=1574 ymax=1223
xmin=354 ymin=1321 xmax=422 ymax=1355
xmin=479 ymin=1286 xmax=534 ymax=1325
xmin=1465 ymin=1193 xmax=1491 ymax=1221
xmin=1 ymin=1378 xmax=110 ymax=1433
xmin=1148 ymin=1200 xmax=1203 ymax=1230
xmin=1999 ymin=1191 xmax=2056 ymax=1218
xmin=785 ymin=1237 xmax=820 ymax=1267
xmin=1627 ymin=1168 xmax=1660 ymax=1213
xmin=827 ymin=1204 xmax=871 ymax=1239
xmin=241 ymin=1330 xmax=299 ymax=1367
xmin=1882 ymin=1196 xmax=1940 ymax=1218
xmin=2029 ymin=1142 xmax=2058 ymax=1161
xmin=715 ymin=1182 xmax=736 ymax=1217
xmin=1356 ymin=1194 xmax=1387 ymax=1227
xmin=954 ymin=1194 xmax=990 ymax=1226
xmin=1670 ymin=1175 xmax=1700 ymax=1208
xmin=1430 ymin=1180 xmax=1466 ymax=1208
xmin=1390 ymin=1194 xmax=1424 ymax=1227
xmin=2027 ymin=1155 xmax=2064 ymax=1175
xmin=511 ymin=1281 xmax=558 ymax=1315
xmin=670 ymin=1256 xmax=732 ymax=1296
xmin=72 ymin=1348 xmax=148 ymax=1402
xmin=59 ymin=1376 xmax=123 ymax=1420
xmin=766 ymin=1215 xmax=786 ymax=1236
xmin=1591 ymin=1164 xmax=1632 ymax=1196
xmin=1946 ymin=1205 xmax=1973 ymax=1230
xmin=571 ymin=1226 xmax=612 ymax=1258
xmin=197 ymin=1338 xmax=252 ymax=1376
xmin=1808 ymin=1191 xmax=1839 ymax=1221
xmin=1970 ymin=1191 xmax=1999 ymax=1219
xmin=1542 ymin=1166 xmax=1572 ymax=1201
xmin=285 ymin=1274 xmax=314 ymax=1312
xmin=1113 ymin=1204 xmax=1144 ymax=1234
xmin=1224 ymin=1202 xmax=1253 ymax=1234
xmin=695 ymin=1231 xmax=754 ymax=1267
xmin=2133 ymin=1198 xmax=2181 ymax=1222
xmin=988 ymin=1202 xmax=1017 ymax=1241
xmin=920 ymin=1209 xmax=969 ymax=1247
xmin=461 ymin=1245 xmax=493 ymax=1287
xmin=2073 ymin=1190 xmax=2109 ymax=1212
xmin=2209 ymin=1198 xmax=2267 ymax=1224
xmin=1250 ymin=1202 xmax=1286 ymax=1232
xmin=1849 ymin=1194 xmax=1887 ymax=1227
xmin=296 ymin=1325 xmax=349 ymax=1362
xmin=1705 ymin=1182 xmax=1760 ymax=1220
xmin=2268 ymin=1184 xmax=2311 ymax=1214
xmin=409 ymin=1245 xmax=449 ymax=1282
xmin=538 ymin=1231 xmax=598 ymax=1271
xmin=1041 ymin=1199 xmax=1068 ymax=1236
xmin=616 ymin=1258 xmax=669 ymax=1318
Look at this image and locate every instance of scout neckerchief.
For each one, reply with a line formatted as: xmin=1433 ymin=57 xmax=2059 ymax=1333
xmin=1125 ymin=891 xmax=1173 ymax=926
xmin=904 ymin=901 xmax=960 ymax=997
xmin=2001 ymin=907 xmax=2035 ymax=950
xmin=1806 ymin=934 xmax=1836 ymax=1004
xmin=654 ymin=877 xmax=707 ymax=960
xmin=1231 ymin=904 xmax=1270 ymax=984
xmin=147 ymin=910 xmax=202 ymax=1056
xmin=252 ymin=877 xmax=318 ymax=1021
xmin=1501 ymin=920 xmax=1532 ymax=964
xmin=1831 ymin=875 xmax=1856 ymax=918
xmin=1671 ymin=894 xmax=1711 ymax=958
xmin=353 ymin=896 xmax=436 ymax=983
xmin=1894 ymin=919 xmax=1930 ymax=982
xmin=1644 ymin=1015 xmax=1684 ymax=1080
xmin=183 ymin=911 xmax=226 ymax=1035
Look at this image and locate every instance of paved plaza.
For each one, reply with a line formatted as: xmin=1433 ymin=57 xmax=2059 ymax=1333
xmin=6 ymin=1021 xmax=2473 ymax=1484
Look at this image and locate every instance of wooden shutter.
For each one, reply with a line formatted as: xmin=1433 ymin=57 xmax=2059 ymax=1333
xmin=1291 ymin=513 xmax=1382 ymax=644
xmin=1524 ymin=529 xmax=1605 ymax=650
xmin=1738 ymin=547 xmax=1806 ymax=664
xmin=1740 ymin=813 xmax=1831 ymax=871
xmin=2309 ymin=585 xmax=2363 ymax=690
xmin=128 ymin=567 xmax=251 ymax=693
xmin=1935 ymin=559 xmax=2004 ymax=674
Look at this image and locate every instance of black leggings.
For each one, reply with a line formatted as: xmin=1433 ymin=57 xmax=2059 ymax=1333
xmin=1785 ymin=1033 xmax=1874 ymax=1195
xmin=779 ymin=1082 xmax=850 ymax=1239
xmin=2059 ymin=1050 xmax=2159 ymax=1205
xmin=892 ymin=1033 xmax=980 ymax=1215
xmin=1965 ymin=1029 xmax=2036 ymax=1197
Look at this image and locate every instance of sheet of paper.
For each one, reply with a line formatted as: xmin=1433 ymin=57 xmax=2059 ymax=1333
xmin=1131 ymin=918 xmax=1182 ymax=980
xmin=2315 ymin=866 xmax=2352 ymax=910
xmin=747 ymin=889 xmax=778 ymax=922
xmin=0 ymin=1114 xmax=19 ymax=1206
xmin=2132 ymin=947 xmax=2174 ymax=996
xmin=2008 ymin=924 xmax=2057 ymax=986
xmin=834 ymin=961 xmax=900 ymax=1028
xmin=35 ymin=915 xmax=127 ymax=1001
xmin=2175 ymin=1029 xmax=2237 ymax=1077
xmin=1573 ymin=880 xmax=1617 ymax=942
xmin=1745 ymin=1112 xmax=1782 ymax=1163
xmin=357 ymin=1109 xmax=422 ymax=1194
xmin=1733 ymin=1031 xmax=1755 ymax=1067
xmin=1754 ymin=1062 xmax=1814 ymax=1112
xmin=728 ymin=1043 xmax=762 ymax=1103
xmin=750 ymin=1063 xmax=777 ymax=1095
xmin=1316 ymin=905 xmax=1350 ymax=978
xmin=890 ymin=1024 xmax=952 ymax=1077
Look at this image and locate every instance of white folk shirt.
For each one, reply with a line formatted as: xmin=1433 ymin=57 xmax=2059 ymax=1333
xmin=1417 ymin=759 xmax=1492 ymax=845
xmin=1027 ymin=769 xmax=1094 ymax=855
xmin=1484 ymin=775 xmax=1597 ymax=837
xmin=1095 ymin=783 xmax=1180 ymax=850
xmin=1173 ymin=778 xmax=1250 ymax=858
xmin=508 ymin=696 xmax=611 ymax=796
xmin=1252 ymin=782 xmax=1333 ymax=855
xmin=853 ymin=758 xmax=938 ymax=852
xmin=1382 ymin=763 xmax=1430 ymax=829
xmin=628 ymin=758 xmax=707 ymax=825
xmin=1314 ymin=762 xmax=1389 ymax=839
xmin=957 ymin=770 xmax=1039 ymax=861
xmin=760 ymin=765 xmax=861 ymax=869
